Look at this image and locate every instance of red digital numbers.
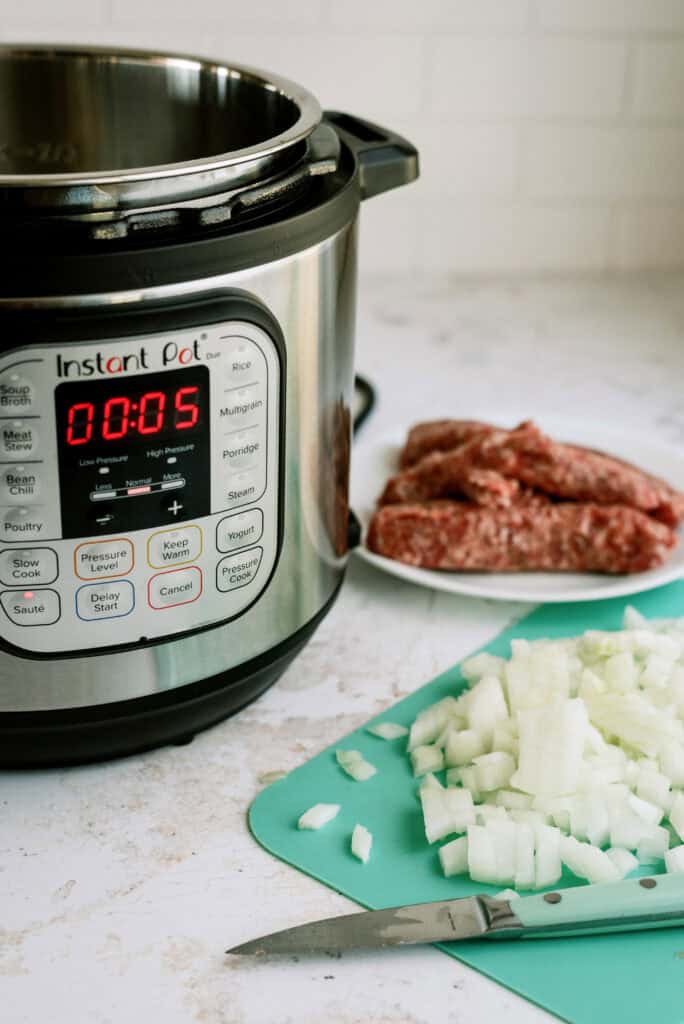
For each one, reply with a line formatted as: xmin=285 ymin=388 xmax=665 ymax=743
xmin=65 ymin=384 xmax=201 ymax=446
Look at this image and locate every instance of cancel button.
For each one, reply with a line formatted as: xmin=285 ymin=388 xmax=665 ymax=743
xmin=216 ymin=547 xmax=263 ymax=592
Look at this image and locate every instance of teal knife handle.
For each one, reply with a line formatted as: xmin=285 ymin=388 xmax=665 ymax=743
xmin=511 ymin=874 xmax=684 ymax=939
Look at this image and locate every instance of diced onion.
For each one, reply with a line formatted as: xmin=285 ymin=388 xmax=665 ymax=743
xmin=665 ymin=845 xmax=684 ymax=874
xmin=367 ymin=722 xmax=409 ymax=740
xmin=297 ymin=804 xmax=340 ymax=830
xmin=351 ymin=824 xmax=373 ymax=863
xmin=439 ymin=836 xmax=468 ymax=877
xmin=606 ymin=847 xmax=639 ymax=878
xmin=336 ymin=749 xmax=377 ymax=782
xmin=410 ymin=744 xmax=445 ymax=778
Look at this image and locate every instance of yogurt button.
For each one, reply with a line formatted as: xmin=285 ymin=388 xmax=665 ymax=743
xmin=1 ymin=588 xmax=60 ymax=626
xmin=0 ymin=547 xmax=57 ymax=586
xmin=1 ymin=466 xmax=40 ymax=504
xmin=1 ymin=507 xmax=47 ymax=541
xmin=216 ymin=509 xmax=264 ymax=553
xmin=0 ymin=374 xmax=37 ymax=413
xmin=0 ymin=421 xmax=38 ymax=458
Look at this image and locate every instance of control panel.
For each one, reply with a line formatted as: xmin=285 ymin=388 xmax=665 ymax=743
xmin=0 ymin=318 xmax=281 ymax=656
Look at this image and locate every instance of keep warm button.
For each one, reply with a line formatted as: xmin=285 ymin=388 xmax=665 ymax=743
xmin=216 ymin=546 xmax=263 ymax=592
xmin=76 ymin=581 xmax=134 ymax=621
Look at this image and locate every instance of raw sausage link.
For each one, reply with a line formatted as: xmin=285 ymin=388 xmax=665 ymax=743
xmin=367 ymin=501 xmax=676 ymax=575
xmin=400 ymin=419 xmax=494 ymax=468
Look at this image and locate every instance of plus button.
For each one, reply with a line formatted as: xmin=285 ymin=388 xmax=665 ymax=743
xmin=167 ymin=500 xmax=183 ymax=517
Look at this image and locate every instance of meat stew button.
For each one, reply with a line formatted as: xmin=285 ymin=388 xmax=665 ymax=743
xmin=0 ymin=547 xmax=57 ymax=586
xmin=148 ymin=566 xmax=202 ymax=609
xmin=216 ymin=546 xmax=263 ymax=592
xmin=1 ymin=588 xmax=60 ymax=626
xmin=76 ymin=581 xmax=134 ymax=621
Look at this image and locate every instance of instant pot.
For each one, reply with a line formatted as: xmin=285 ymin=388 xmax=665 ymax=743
xmin=0 ymin=45 xmax=418 ymax=766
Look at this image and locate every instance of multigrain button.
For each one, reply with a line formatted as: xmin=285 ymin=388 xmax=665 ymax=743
xmin=0 ymin=421 xmax=38 ymax=458
xmin=216 ymin=509 xmax=264 ymax=553
xmin=147 ymin=525 xmax=202 ymax=568
xmin=76 ymin=580 xmax=135 ymax=621
xmin=0 ymin=547 xmax=57 ymax=586
xmin=218 ymin=383 xmax=265 ymax=428
xmin=0 ymin=373 xmax=36 ymax=413
xmin=223 ymin=337 xmax=266 ymax=385
xmin=148 ymin=566 xmax=202 ymax=609
xmin=0 ymin=588 xmax=60 ymax=626
xmin=216 ymin=546 xmax=263 ymax=592
xmin=1 ymin=507 xmax=47 ymax=541
xmin=1 ymin=465 xmax=40 ymax=504
xmin=74 ymin=538 xmax=134 ymax=580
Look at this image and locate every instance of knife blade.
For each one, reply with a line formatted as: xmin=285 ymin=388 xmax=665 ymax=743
xmin=226 ymin=873 xmax=684 ymax=956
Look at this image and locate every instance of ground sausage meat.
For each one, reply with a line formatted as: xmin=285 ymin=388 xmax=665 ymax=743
xmin=367 ymin=501 xmax=677 ymax=574
xmin=399 ymin=419 xmax=494 ymax=468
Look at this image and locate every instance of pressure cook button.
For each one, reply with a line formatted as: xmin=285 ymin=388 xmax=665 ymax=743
xmin=0 ymin=547 xmax=58 ymax=586
xmin=223 ymin=338 xmax=265 ymax=385
xmin=147 ymin=525 xmax=202 ymax=568
xmin=220 ymin=426 xmax=263 ymax=471
xmin=1 ymin=466 xmax=40 ymax=504
xmin=223 ymin=468 xmax=265 ymax=510
xmin=76 ymin=580 xmax=135 ymax=621
xmin=216 ymin=546 xmax=263 ymax=592
xmin=0 ymin=588 xmax=60 ymax=626
xmin=148 ymin=566 xmax=202 ymax=609
xmin=0 ymin=373 xmax=37 ymax=413
xmin=0 ymin=421 xmax=38 ymax=458
xmin=216 ymin=509 xmax=264 ymax=553
xmin=74 ymin=538 xmax=134 ymax=580
xmin=1 ymin=507 xmax=47 ymax=541
xmin=218 ymin=383 xmax=265 ymax=428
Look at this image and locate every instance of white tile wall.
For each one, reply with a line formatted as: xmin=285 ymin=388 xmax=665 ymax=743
xmin=3 ymin=0 xmax=684 ymax=274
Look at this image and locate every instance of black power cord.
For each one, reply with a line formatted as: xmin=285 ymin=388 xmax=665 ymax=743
xmin=352 ymin=373 xmax=376 ymax=435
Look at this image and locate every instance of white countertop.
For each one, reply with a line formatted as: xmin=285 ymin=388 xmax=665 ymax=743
xmin=5 ymin=273 xmax=684 ymax=1024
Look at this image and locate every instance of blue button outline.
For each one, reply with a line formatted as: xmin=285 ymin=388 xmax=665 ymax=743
xmin=75 ymin=579 xmax=135 ymax=621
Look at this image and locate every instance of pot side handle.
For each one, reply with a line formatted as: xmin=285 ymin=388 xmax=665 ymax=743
xmin=324 ymin=111 xmax=419 ymax=200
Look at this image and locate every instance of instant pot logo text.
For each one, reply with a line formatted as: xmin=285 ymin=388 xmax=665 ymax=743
xmin=55 ymin=340 xmax=201 ymax=377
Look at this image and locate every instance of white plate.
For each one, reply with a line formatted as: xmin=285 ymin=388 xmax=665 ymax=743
xmin=352 ymin=415 xmax=684 ymax=603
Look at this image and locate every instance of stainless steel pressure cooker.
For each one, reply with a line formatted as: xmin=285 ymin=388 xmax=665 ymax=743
xmin=0 ymin=45 xmax=418 ymax=766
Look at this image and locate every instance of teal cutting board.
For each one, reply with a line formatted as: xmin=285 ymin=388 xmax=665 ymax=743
xmin=250 ymin=582 xmax=684 ymax=1024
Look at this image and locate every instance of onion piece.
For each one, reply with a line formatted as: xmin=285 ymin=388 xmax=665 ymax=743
xmin=665 ymin=845 xmax=684 ymax=873
xmin=444 ymin=728 xmax=488 ymax=767
xmin=472 ymin=751 xmax=515 ymax=792
xmin=560 ymin=836 xmax=621 ymax=884
xmin=410 ymin=744 xmax=445 ymax=778
xmin=421 ymin=787 xmax=476 ymax=843
xmin=351 ymin=824 xmax=373 ymax=863
xmin=606 ymin=847 xmax=639 ymax=878
xmin=297 ymin=803 xmax=341 ymax=830
xmin=671 ymin=793 xmax=684 ymax=840
xmin=336 ymin=749 xmax=377 ymax=782
xmin=534 ymin=825 xmax=562 ymax=889
xmin=366 ymin=722 xmax=409 ymax=740
xmin=438 ymin=836 xmax=468 ymax=877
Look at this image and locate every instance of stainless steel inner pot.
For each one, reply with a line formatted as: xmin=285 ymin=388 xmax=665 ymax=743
xmin=0 ymin=45 xmax=322 ymax=211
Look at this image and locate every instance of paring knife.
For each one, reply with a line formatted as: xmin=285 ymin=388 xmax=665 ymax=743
xmin=227 ymin=873 xmax=684 ymax=956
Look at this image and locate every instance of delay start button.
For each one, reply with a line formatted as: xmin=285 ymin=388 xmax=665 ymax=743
xmin=0 ymin=547 xmax=58 ymax=586
xmin=76 ymin=580 xmax=135 ymax=621
xmin=148 ymin=566 xmax=202 ymax=609
xmin=75 ymin=538 xmax=134 ymax=580
xmin=216 ymin=546 xmax=263 ymax=592
xmin=0 ymin=588 xmax=60 ymax=626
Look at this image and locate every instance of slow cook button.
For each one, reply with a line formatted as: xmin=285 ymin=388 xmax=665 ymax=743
xmin=1 ymin=466 xmax=40 ymax=505
xmin=1 ymin=507 xmax=47 ymax=541
xmin=76 ymin=580 xmax=135 ymax=621
xmin=0 ymin=421 xmax=38 ymax=458
xmin=220 ymin=426 xmax=263 ymax=471
xmin=216 ymin=509 xmax=264 ymax=553
xmin=0 ymin=588 xmax=60 ymax=626
xmin=148 ymin=566 xmax=202 ymax=609
xmin=216 ymin=546 xmax=263 ymax=592
xmin=0 ymin=373 xmax=37 ymax=414
xmin=222 ymin=337 xmax=266 ymax=385
xmin=0 ymin=547 xmax=58 ymax=586
xmin=218 ymin=383 xmax=265 ymax=428
xmin=75 ymin=538 xmax=134 ymax=580
xmin=147 ymin=525 xmax=202 ymax=569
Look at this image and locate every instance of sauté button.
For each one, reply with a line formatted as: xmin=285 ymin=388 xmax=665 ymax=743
xmin=223 ymin=337 xmax=266 ymax=385
xmin=1 ymin=507 xmax=47 ymax=542
xmin=76 ymin=580 xmax=135 ymax=621
xmin=74 ymin=538 xmax=134 ymax=579
xmin=0 ymin=547 xmax=58 ymax=586
xmin=216 ymin=546 xmax=263 ymax=592
xmin=0 ymin=421 xmax=38 ymax=458
xmin=1 ymin=466 xmax=40 ymax=504
xmin=147 ymin=525 xmax=202 ymax=568
xmin=216 ymin=509 xmax=264 ymax=553
xmin=0 ymin=373 xmax=36 ymax=413
xmin=148 ymin=566 xmax=202 ymax=609
xmin=0 ymin=588 xmax=60 ymax=626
